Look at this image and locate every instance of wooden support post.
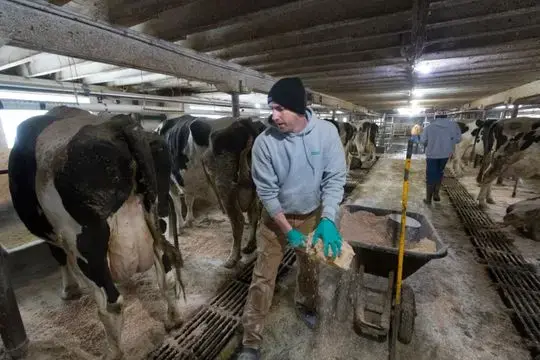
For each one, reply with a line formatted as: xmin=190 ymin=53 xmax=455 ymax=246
xmin=231 ymin=92 xmax=240 ymax=117
xmin=0 ymin=245 xmax=29 ymax=359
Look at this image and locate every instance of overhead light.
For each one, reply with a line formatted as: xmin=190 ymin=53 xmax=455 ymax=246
xmin=397 ymin=106 xmax=425 ymax=117
xmin=414 ymin=62 xmax=432 ymax=75
xmin=335 ymin=110 xmax=344 ymax=114
xmin=0 ymin=90 xmax=91 ymax=104
xmin=343 ymin=117 xmax=348 ymax=122
xmin=411 ymin=88 xmax=425 ymax=98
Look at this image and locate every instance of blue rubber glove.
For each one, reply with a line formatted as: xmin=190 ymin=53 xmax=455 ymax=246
xmin=286 ymin=229 xmax=306 ymax=248
xmin=312 ymin=218 xmax=342 ymax=258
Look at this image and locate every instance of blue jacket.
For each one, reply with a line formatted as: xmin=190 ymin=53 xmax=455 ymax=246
xmin=420 ymin=118 xmax=462 ymax=159
xmin=251 ymin=108 xmax=346 ymax=222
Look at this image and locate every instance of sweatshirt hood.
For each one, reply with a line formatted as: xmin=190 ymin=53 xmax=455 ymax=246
xmin=431 ymin=117 xmax=455 ymax=128
xmin=266 ymin=107 xmax=318 ymax=173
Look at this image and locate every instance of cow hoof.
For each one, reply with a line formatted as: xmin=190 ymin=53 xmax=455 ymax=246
xmin=478 ymin=202 xmax=488 ymax=210
xmin=223 ymin=256 xmax=239 ymax=269
xmin=61 ymin=285 xmax=82 ymax=300
xmin=242 ymin=243 xmax=256 ymax=254
xmin=487 ymin=197 xmax=496 ymax=205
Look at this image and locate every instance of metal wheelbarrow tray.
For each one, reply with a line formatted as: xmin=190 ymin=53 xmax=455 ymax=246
xmin=341 ymin=204 xmax=448 ymax=344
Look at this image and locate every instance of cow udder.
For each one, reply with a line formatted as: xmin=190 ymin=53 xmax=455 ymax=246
xmin=107 ymin=195 xmax=155 ymax=282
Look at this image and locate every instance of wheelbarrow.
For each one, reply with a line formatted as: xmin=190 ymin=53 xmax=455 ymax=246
xmin=335 ymin=204 xmax=448 ymax=346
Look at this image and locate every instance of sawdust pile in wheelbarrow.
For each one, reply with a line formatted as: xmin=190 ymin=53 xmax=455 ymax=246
xmin=339 ymin=210 xmax=436 ymax=253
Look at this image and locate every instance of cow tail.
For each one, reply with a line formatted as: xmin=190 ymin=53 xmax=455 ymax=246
xmin=168 ymin=192 xmax=186 ymax=301
xmin=121 ymin=123 xmax=159 ymax=211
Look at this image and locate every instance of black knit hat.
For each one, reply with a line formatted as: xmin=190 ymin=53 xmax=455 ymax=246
xmin=267 ymin=77 xmax=307 ymax=115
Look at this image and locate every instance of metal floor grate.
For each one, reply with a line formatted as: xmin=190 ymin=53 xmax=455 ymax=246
xmin=149 ymin=248 xmax=297 ymax=360
xmin=443 ymin=174 xmax=540 ymax=357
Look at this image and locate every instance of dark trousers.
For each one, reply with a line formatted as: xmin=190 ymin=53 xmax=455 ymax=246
xmin=426 ymin=158 xmax=448 ymax=185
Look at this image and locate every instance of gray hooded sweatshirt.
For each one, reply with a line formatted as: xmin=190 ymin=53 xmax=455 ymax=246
xmin=420 ymin=117 xmax=462 ymax=159
xmin=251 ymin=108 xmax=347 ymax=223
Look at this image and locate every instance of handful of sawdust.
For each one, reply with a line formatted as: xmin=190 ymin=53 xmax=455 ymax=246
xmin=298 ymin=233 xmax=356 ymax=270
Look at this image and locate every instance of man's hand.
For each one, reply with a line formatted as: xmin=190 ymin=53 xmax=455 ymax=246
xmin=312 ymin=218 xmax=342 ymax=258
xmin=286 ymin=229 xmax=307 ymax=248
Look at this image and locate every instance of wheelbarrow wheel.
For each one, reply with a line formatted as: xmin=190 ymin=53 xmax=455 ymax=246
xmin=398 ymin=284 xmax=416 ymax=344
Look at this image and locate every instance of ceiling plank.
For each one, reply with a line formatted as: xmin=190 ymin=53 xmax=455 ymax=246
xmin=209 ymin=11 xmax=411 ymax=60
xmin=184 ymin=0 xmax=411 ymax=52
xmin=0 ymin=46 xmax=38 ymax=71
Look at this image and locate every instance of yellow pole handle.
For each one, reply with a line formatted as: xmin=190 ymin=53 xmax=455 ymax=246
xmin=395 ymin=140 xmax=414 ymax=305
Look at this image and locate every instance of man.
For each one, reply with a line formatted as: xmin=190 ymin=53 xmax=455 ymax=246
xmin=410 ymin=121 xmax=423 ymax=154
xmin=238 ymin=77 xmax=347 ymax=360
xmin=420 ymin=110 xmax=462 ymax=204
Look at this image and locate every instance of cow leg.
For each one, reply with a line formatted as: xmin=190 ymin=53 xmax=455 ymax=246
xmin=223 ymin=195 xmax=245 ymax=269
xmin=47 ymin=243 xmax=82 ymax=300
xmin=242 ymin=200 xmax=261 ymax=255
xmin=183 ymin=195 xmax=196 ymax=227
xmin=153 ymin=248 xmax=182 ymax=330
xmin=76 ymin=222 xmax=123 ymax=360
xmin=486 ymin=184 xmax=496 ymax=204
xmin=512 ymin=178 xmax=519 ymax=198
xmin=496 ymin=176 xmax=504 ymax=185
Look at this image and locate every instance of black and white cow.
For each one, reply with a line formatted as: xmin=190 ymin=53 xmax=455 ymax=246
xmin=351 ymin=121 xmax=378 ymax=168
xmin=323 ymin=119 xmax=357 ymax=169
xmin=8 ymin=106 xmax=184 ymax=360
xmin=158 ymin=115 xmax=266 ymax=268
xmin=155 ymin=115 xmax=236 ymax=228
xmin=476 ymin=117 xmax=540 ymax=208
xmin=201 ymin=118 xmax=267 ymax=267
xmin=450 ymin=119 xmax=497 ymax=177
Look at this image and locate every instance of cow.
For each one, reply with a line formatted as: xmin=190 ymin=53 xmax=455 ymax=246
xmin=8 ymin=106 xmax=184 ymax=360
xmin=158 ymin=115 xmax=266 ymax=268
xmin=476 ymin=117 xmax=540 ymax=208
xmin=351 ymin=121 xmax=378 ymax=168
xmin=201 ymin=118 xmax=267 ymax=268
xmin=450 ymin=119 xmax=497 ymax=177
xmin=155 ymin=115 xmax=236 ymax=229
xmin=323 ymin=119 xmax=357 ymax=170
xmin=504 ymin=196 xmax=540 ymax=241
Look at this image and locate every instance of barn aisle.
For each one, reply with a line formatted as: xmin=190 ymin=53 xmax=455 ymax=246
xmin=257 ymin=155 xmax=529 ymax=360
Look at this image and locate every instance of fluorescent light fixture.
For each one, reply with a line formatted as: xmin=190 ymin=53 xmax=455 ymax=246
xmin=188 ymin=113 xmax=224 ymax=119
xmin=0 ymin=90 xmax=91 ymax=104
xmin=397 ymin=106 xmax=425 ymax=117
xmin=335 ymin=110 xmax=344 ymax=114
xmin=411 ymin=88 xmax=425 ymax=97
xmin=414 ymin=62 xmax=432 ymax=75
xmin=493 ymin=104 xmax=514 ymax=110
xmin=188 ymin=104 xmax=232 ymax=112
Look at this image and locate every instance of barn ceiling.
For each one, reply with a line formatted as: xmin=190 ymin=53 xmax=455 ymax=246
xmin=0 ymin=0 xmax=539 ymax=113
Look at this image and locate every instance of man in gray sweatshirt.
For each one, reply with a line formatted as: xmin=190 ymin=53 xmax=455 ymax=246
xmin=420 ymin=111 xmax=462 ymax=204
xmin=238 ymin=77 xmax=347 ymax=360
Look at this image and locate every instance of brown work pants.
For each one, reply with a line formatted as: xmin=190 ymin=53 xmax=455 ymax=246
xmin=241 ymin=207 xmax=321 ymax=349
